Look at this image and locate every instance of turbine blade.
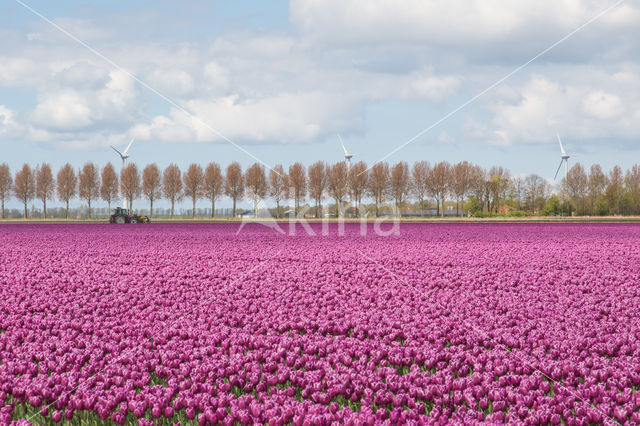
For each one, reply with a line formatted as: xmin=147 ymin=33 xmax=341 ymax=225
xmin=123 ymin=137 xmax=135 ymax=155
xmin=111 ymin=146 xmax=123 ymax=157
xmin=337 ymin=133 xmax=348 ymax=156
xmin=557 ymin=134 xmax=566 ymax=155
xmin=554 ymin=159 xmax=564 ymax=180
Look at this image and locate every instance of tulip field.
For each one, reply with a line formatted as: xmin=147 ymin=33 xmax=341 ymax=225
xmin=1 ymin=223 xmax=640 ymax=425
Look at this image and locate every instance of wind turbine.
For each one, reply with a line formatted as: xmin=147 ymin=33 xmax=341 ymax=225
xmin=337 ymin=134 xmax=356 ymax=217
xmin=111 ymin=138 xmax=135 ymax=209
xmin=554 ymin=134 xmax=570 ymax=181
xmin=111 ymin=138 xmax=135 ymax=168
xmin=337 ymin=134 xmax=354 ymax=169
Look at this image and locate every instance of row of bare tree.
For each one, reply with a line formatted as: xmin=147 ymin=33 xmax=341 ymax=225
xmin=1 ymin=160 xmax=639 ymax=218
xmin=562 ymin=163 xmax=640 ymax=216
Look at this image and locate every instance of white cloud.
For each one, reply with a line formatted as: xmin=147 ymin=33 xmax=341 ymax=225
xmin=29 ymin=70 xmax=139 ymax=133
xmin=470 ymin=69 xmax=640 ymax=145
xmin=1 ymin=1 xmax=640 ymax=154
xmin=290 ymin=0 xmax=640 ymax=53
xmin=0 ymin=105 xmax=22 ymax=138
xmin=437 ymin=130 xmax=455 ymax=144
xmin=147 ymin=69 xmax=195 ymax=98
xmin=411 ymin=75 xmax=460 ymax=101
xmin=136 ymin=92 xmax=358 ymax=144
xmin=581 ymin=90 xmax=624 ymax=120
xmin=30 ymin=91 xmax=93 ymax=131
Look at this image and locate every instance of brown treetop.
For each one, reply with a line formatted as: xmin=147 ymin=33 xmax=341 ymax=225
xmin=120 ymin=163 xmax=141 ymax=201
xmin=142 ymin=163 xmax=162 ymax=201
xmin=203 ymin=162 xmax=224 ymax=201
xmin=183 ymin=163 xmax=204 ymax=201
xmin=36 ymin=163 xmax=55 ymax=203
xmin=162 ymin=164 xmax=183 ymax=202
xmin=245 ymin=163 xmax=268 ymax=203
xmin=100 ymin=163 xmax=119 ymax=204
xmin=78 ymin=162 xmax=100 ymax=202
xmin=14 ymin=164 xmax=36 ymax=202
xmin=224 ymin=162 xmax=244 ymax=200
xmin=56 ymin=163 xmax=77 ymax=203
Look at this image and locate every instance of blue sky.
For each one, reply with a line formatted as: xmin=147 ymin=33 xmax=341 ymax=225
xmin=1 ymin=0 xmax=640 ymax=211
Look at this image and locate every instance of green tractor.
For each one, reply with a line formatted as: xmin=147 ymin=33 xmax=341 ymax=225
xmin=109 ymin=207 xmax=150 ymax=224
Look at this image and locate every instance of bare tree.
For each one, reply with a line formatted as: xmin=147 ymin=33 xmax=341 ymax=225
xmin=225 ymin=162 xmax=244 ymax=217
xmin=57 ymin=163 xmax=77 ymax=218
xmin=451 ymin=161 xmax=473 ymax=216
xmin=183 ymin=164 xmax=204 ymax=218
xmin=245 ymin=163 xmax=268 ymax=216
xmin=327 ymin=162 xmax=348 ymax=217
xmin=14 ymin=164 xmax=35 ymax=218
xmin=288 ymin=162 xmax=306 ymax=216
xmin=120 ymin=163 xmax=141 ymax=212
xmin=564 ymin=163 xmax=588 ymax=215
xmin=269 ymin=165 xmax=288 ymax=219
xmin=78 ymin=162 xmax=100 ymax=218
xmin=163 ymin=164 xmax=183 ymax=218
xmin=605 ymin=165 xmax=624 ymax=215
xmin=101 ymin=163 xmax=119 ymax=213
xmin=36 ymin=163 xmax=55 ymax=219
xmin=625 ymin=165 xmax=640 ymax=214
xmin=524 ymin=174 xmax=550 ymax=213
xmin=411 ymin=161 xmax=430 ymax=216
xmin=427 ymin=161 xmax=451 ymax=216
xmin=347 ymin=161 xmax=368 ymax=217
xmin=390 ymin=161 xmax=410 ymax=215
xmin=510 ymin=175 xmax=526 ymax=211
xmin=488 ymin=166 xmax=511 ymax=213
xmin=142 ymin=164 xmax=162 ymax=217
xmin=0 ymin=163 xmax=12 ymax=219
xmin=587 ymin=164 xmax=607 ymax=215
xmin=203 ymin=162 xmax=224 ymax=218
xmin=469 ymin=165 xmax=488 ymax=214
xmin=307 ymin=161 xmax=326 ymax=218
xmin=367 ymin=162 xmax=390 ymax=217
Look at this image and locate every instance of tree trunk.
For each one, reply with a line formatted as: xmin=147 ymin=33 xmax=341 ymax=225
xmin=150 ymin=198 xmax=154 ymax=218
xmin=88 ymin=199 xmax=92 ymax=219
xmin=1 ymin=198 xmax=4 ymax=219
xmin=65 ymin=199 xmax=69 ymax=219
xmin=276 ymin=201 xmax=280 ymax=219
xmin=232 ymin=198 xmax=237 ymax=217
xmin=375 ymin=200 xmax=379 ymax=217
xmin=211 ymin=198 xmax=215 ymax=218
xmin=171 ymin=198 xmax=175 ymax=218
xmin=107 ymin=200 xmax=111 ymax=214
xmin=43 ymin=198 xmax=47 ymax=219
xmin=192 ymin=197 xmax=196 ymax=218
xmin=436 ymin=200 xmax=440 ymax=217
xmin=24 ymin=199 xmax=28 ymax=218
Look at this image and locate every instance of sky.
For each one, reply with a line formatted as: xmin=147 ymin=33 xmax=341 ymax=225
xmin=1 ymin=0 xmax=640 ymax=211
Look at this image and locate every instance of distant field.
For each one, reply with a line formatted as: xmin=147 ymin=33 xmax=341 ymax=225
xmin=2 ymin=216 xmax=640 ymax=224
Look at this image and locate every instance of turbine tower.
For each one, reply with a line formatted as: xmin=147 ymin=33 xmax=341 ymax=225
xmin=111 ymin=138 xmax=135 ymax=209
xmin=337 ymin=134 xmax=354 ymax=170
xmin=554 ymin=134 xmax=570 ymax=181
